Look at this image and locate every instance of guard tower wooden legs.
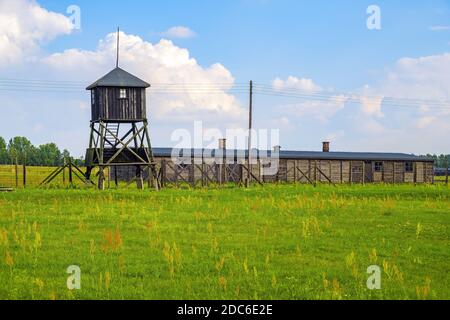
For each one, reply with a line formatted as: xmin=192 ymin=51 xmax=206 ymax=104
xmin=136 ymin=166 xmax=144 ymax=190
xmin=85 ymin=120 xmax=159 ymax=191
xmin=98 ymin=167 xmax=106 ymax=190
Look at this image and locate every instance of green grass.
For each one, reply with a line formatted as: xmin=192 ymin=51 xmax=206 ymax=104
xmin=434 ymin=176 xmax=449 ymax=182
xmin=0 ymin=184 xmax=449 ymax=300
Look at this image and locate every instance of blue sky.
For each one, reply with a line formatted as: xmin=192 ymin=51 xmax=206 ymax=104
xmin=39 ymin=0 xmax=450 ymax=88
xmin=1 ymin=0 xmax=450 ymax=156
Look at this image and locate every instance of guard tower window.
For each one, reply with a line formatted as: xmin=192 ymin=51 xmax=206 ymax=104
xmin=91 ymin=90 xmax=95 ymax=105
xmin=374 ymin=161 xmax=383 ymax=172
xmin=119 ymin=88 xmax=127 ymax=99
xmin=405 ymin=161 xmax=414 ymax=173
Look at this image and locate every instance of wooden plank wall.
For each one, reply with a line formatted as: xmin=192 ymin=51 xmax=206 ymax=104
xmin=91 ymin=87 xmax=146 ymax=121
xmin=425 ymin=162 xmax=434 ymax=183
xmin=394 ymin=162 xmax=405 ymax=183
xmin=351 ymin=161 xmax=364 ymax=183
xmin=416 ymin=162 xmax=424 ymax=183
xmin=113 ymin=157 xmax=432 ymax=185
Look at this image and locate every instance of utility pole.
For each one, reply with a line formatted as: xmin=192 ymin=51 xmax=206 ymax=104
xmin=116 ymin=27 xmax=120 ymax=68
xmin=246 ymin=80 xmax=253 ymax=188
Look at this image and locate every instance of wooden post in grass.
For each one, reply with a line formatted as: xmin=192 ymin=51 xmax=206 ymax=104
xmin=147 ymin=165 xmax=152 ymax=189
xmin=22 ymin=164 xmax=26 ymax=188
xmin=393 ymin=162 xmax=396 ymax=184
xmin=314 ymin=160 xmax=317 ymax=184
xmin=161 ymin=159 xmax=166 ymax=188
xmin=62 ymin=157 xmax=66 ymax=185
xmin=68 ymin=159 xmax=73 ymax=185
xmin=106 ymin=167 xmax=110 ymax=189
xmin=349 ymin=161 xmax=353 ymax=185
xmin=15 ymin=157 xmax=18 ymax=188
xmin=446 ymin=157 xmax=449 ymax=185
xmin=362 ymin=162 xmax=366 ymax=185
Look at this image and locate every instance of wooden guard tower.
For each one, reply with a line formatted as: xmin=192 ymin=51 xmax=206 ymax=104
xmin=85 ymin=29 xmax=159 ymax=190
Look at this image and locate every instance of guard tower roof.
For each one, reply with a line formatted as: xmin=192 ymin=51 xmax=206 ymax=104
xmin=86 ymin=67 xmax=150 ymax=90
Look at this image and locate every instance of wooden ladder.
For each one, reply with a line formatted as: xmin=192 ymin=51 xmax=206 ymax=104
xmin=104 ymin=123 xmax=120 ymax=147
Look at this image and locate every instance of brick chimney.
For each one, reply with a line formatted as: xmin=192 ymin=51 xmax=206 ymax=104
xmin=322 ymin=142 xmax=330 ymax=153
xmin=219 ymin=139 xmax=227 ymax=150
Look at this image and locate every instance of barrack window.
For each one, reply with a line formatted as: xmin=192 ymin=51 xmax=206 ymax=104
xmin=405 ymin=162 xmax=414 ymax=173
xmin=374 ymin=162 xmax=383 ymax=172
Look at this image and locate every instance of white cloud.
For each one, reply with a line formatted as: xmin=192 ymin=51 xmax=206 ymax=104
xmin=1 ymin=0 xmax=450 ymax=155
xmin=379 ymin=53 xmax=450 ymax=101
xmin=278 ymin=94 xmax=346 ymax=123
xmin=360 ymin=96 xmax=384 ymax=118
xmin=325 ymin=130 xmax=345 ymax=143
xmin=158 ymin=26 xmax=197 ymax=39
xmin=0 ymin=0 xmax=73 ymax=65
xmin=43 ymin=31 xmax=244 ymax=122
xmin=272 ymin=76 xmax=346 ymax=124
xmin=359 ymin=119 xmax=387 ymax=135
xmin=272 ymin=76 xmax=322 ymax=92
xmin=78 ymin=102 xmax=89 ymax=111
xmin=417 ymin=116 xmax=436 ymax=129
xmin=351 ymin=52 xmax=450 ymax=153
xmin=0 ymin=1 xmax=243 ymax=153
xmin=429 ymin=25 xmax=450 ymax=31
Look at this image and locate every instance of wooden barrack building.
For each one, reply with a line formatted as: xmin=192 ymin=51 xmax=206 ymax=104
xmin=112 ymin=142 xmax=434 ymax=186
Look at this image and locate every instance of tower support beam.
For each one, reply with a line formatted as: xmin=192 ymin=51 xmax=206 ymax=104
xmin=85 ymin=120 xmax=159 ymax=190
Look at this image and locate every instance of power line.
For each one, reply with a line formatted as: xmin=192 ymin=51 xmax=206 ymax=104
xmin=254 ymin=83 xmax=450 ymax=106
xmin=0 ymin=77 xmax=449 ymax=109
xmin=252 ymin=84 xmax=450 ymax=109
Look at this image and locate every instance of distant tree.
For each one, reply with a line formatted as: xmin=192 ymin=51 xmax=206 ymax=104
xmin=60 ymin=149 xmax=85 ymax=167
xmin=425 ymin=154 xmax=450 ymax=168
xmin=0 ymin=137 xmax=8 ymax=164
xmin=442 ymin=155 xmax=450 ymax=168
xmin=438 ymin=154 xmax=445 ymax=167
xmin=73 ymin=156 xmax=85 ymax=167
xmin=36 ymin=143 xmax=62 ymax=166
xmin=0 ymin=137 xmax=84 ymax=167
xmin=7 ymin=137 xmax=33 ymax=165
xmin=62 ymin=149 xmax=71 ymax=161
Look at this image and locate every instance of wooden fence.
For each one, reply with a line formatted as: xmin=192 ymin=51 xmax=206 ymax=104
xmin=1 ymin=162 xmax=447 ymax=189
xmin=0 ymin=165 xmax=106 ymax=188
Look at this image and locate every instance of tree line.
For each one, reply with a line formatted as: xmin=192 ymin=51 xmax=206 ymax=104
xmin=0 ymin=136 xmax=84 ymax=167
xmin=426 ymin=154 xmax=450 ymax=168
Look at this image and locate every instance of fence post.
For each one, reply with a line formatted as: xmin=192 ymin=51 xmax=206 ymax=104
xmin=107 ymin=167 xmax=111 ymax=189
xmin=161 ymin=159 xmax=166 ymax=188
xmin=15 ymin=158 xmax=19 ymax=188
xmin=349 ymin=161 xmax=353 ymax=185
xmin=446 ymin=158 xmax=449 ymax=185
xmin=68 ymin=160 xmax=73 ymax=184
xmin=63 ymin=157 xmax=66 ymax=185
xmin=147 ymin=165 xmax=152 ymax=189
xmin=314 ymin=160 xmax=318 ymax=184
xmin=362 ymin=162 xmax=366 ymax=185
xmin=23 ymin=164 xmax=26 ymax=188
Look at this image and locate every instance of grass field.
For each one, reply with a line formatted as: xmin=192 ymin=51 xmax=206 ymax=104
xmin=0 ymin=184 xmax=449 ymax=300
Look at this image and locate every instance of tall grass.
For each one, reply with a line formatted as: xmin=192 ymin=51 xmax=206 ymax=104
xmin=0 ymin=184 xmax=448 ymax=300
